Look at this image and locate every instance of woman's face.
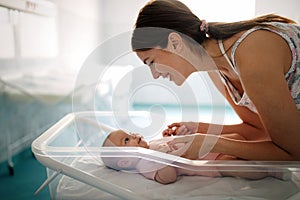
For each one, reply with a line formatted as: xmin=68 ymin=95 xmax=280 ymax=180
xmin=136 ymin=47 xmax=196 ymax=86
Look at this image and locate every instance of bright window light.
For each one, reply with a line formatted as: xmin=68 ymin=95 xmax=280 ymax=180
xmin=182 ymin=0 xmax=255 ymax=22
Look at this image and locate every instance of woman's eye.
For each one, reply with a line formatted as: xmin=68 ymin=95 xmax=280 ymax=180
xmin=148 ymin=61 xmax=154 ymax=67
xmin=124 ymin=138 xmax=130 ymax=144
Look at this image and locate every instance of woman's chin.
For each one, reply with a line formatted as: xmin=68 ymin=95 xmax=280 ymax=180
xmin=174 ymin=78 xmax=185 ymax=86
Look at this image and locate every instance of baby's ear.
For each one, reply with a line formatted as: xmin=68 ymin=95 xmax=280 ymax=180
xmin=117 ymin=158 xmax=134 ymax=168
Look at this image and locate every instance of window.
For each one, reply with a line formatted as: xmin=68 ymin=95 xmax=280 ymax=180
xmin=182 ymin=0 xmax=255 ymax=22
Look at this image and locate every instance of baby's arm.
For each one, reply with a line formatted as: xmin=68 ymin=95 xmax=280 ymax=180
xmin=141 ymin=165 xmax=177 ymax=184
xmin=138 ymin=159 xmax=178 ymax=184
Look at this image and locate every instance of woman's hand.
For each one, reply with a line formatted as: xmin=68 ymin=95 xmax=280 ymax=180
xmin=162 ymin=122 xmax=198 ymax=137
xmin=166 ymin=134 xmax=204 ymax=159
xmin=167 ymin=133 xmax=220 ymax=159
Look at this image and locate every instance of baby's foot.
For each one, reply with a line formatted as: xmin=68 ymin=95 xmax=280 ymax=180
xmin=269 ymin=171 xmax=291 ymax=180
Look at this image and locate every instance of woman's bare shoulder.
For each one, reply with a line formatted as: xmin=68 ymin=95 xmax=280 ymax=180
xmin=234 ymin=29 xmax=291 ymax=75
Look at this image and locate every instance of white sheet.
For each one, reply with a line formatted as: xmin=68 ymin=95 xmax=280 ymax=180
xmin=56 ymin=157 xmax=300 ymax=200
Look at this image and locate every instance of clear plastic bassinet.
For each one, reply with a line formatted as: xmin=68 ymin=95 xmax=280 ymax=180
xmin=32 ymin=111 xmax=300 ymax=200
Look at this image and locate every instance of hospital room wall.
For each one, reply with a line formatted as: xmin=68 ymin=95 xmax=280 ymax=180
xmin=55 ymin=0 xmax=146 ymax=72
xmin=0 ymin=4 xmax=58 ymax=77
xmin=54 ymin=0 xmax=103 ymax=71
xmin=255 ymin=0 xmax=300 ymax=23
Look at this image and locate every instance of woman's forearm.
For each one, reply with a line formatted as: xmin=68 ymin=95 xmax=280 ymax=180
xmin=213 ymin=136 xmax=293 ymax=161
xmin=197 ymin=122 xmax=268 ymax=140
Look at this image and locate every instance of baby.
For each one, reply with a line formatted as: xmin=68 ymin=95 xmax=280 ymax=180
xmin=101 ymin=129 xmax=290 ymax=184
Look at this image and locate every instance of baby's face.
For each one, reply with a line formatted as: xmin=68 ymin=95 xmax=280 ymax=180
xmin=106 ymin=130 xmax=149 ymax=148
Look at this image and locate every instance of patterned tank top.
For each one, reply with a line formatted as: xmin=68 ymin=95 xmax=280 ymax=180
xmin=218 ymin=22 xmax=300 ymax=113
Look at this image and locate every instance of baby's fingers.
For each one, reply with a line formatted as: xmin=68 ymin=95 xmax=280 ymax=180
xmin=162 ymin=129 xmax=170 ymax=137
xmin=162 ymin=128 xmax=176 ymax=137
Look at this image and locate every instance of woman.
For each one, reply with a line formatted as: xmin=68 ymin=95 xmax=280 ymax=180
xmin=131 ymin=0 xmax=300 ymax=160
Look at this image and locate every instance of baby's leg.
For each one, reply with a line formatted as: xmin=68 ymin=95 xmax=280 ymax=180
xmin=176 ymin=167 xmax=222 ymax=177
xmin=177 ymin=153 xmax=223 ymax=177
xmin=218 ymin=134 xmax=290 ymax=180
xmin=218 ymin=155 xmax=290 ymax=180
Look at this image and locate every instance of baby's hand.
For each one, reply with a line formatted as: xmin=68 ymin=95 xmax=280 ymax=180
xmin=156 ymin=144 xmax=171 ymax=153
xmin=162 ymin=125 xmax=189 ymax=137
xmin=162 ymin=128 xmax=176 ymax=137
xmin=166 ymin=122 xmax=198 ymax=136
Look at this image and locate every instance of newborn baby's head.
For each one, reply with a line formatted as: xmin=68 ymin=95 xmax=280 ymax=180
xmin=101 ymin=129 xmax=149 ymax=171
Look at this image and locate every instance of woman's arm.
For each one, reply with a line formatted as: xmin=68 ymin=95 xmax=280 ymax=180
xmin=208 ymin=69 xmax=271 ymax=139
xmin=163 ymin=106 xmax=267 ymax=140
xmin=168 ymin=133 xmax=293 ymax=161
xmin=235 ymin=30 xmax=300 ymax=160
xmin=166 ymin=31 xmax=300 ymax=160
xmin=165 ymin=70 xmax=269 ymax=140
xmin=215 ymin=135 xmax=293 ymax=160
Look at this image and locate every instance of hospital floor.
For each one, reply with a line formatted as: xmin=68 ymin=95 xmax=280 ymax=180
xmin=0 ymin=148 xmax=50 ymax=200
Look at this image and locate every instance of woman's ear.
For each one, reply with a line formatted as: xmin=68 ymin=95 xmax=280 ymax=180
xmin=117 ymin=158 xmax=134 ymax=169
xmin=167 ymin=32 xmax=183 ymax=52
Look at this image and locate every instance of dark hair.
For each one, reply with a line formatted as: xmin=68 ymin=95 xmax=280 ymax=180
xmin=131 ymin=0 xmax=296 ymax=51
